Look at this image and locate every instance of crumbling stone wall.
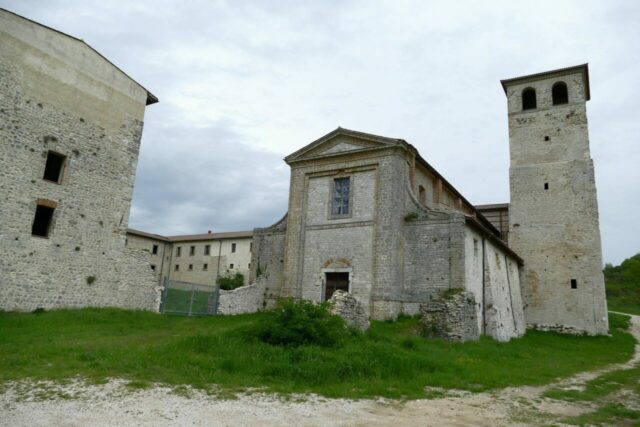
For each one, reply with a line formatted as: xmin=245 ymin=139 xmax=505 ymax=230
xmin=329 ymin=290 xmax=369 ymax=331
xmin=217 ymin=277 xmax=266 ymax=315
xmin=420 ymin=291 xmax=480 ymax=342
xmin=0 ymin=12 xmax=158 ymax=312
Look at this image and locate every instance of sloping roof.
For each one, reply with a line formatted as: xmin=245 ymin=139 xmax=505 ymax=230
xmin=127 ymin=228 xmax=253 ymax=242
xmin=167 ymin=231 xmax=253 ymax=242
xmin=284 ymin=127 xmax=403 ymax=163
xmin=475 ymin=203 xmax=509 ymax=210
xmin=126 ymin=228 xmax=171 ymax=242
xmin=500 ymin=63 xmax=590 ymax=101
xmin=1 ymin=8 xmax=158 ymax=105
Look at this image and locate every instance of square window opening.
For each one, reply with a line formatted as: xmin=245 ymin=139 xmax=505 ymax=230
xmin=43 ymin=151 xmax=66 ymax=183
xmin=32 ymin=204 xmax=55 ymax=237
xmin=571 ymin=279 xmax=577 ymax=289
xmin=188 ymin=264 xmax=193 ymax=271
xmin=152 ymin=244 xmax=158 ymax=255
xmin=176 ymin=247 xmax=182 ymax=257
xmin=544 ymin=183 xmax=549 ymax=190
xmin=150 ymin=264 xmax=156 ymax=271
xmin=204 ymin=244 xmax=211 ymax=255
xmin=229 ymin=263 xmax=234 ymax=269
xmin=174 ymin=264 xmax=179 ymax=271
xmin=189 ymin=246 xmax=195 ymax=256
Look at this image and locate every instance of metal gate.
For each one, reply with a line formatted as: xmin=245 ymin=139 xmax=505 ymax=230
xmin=159 ymin=278 xmax=219 ymax=316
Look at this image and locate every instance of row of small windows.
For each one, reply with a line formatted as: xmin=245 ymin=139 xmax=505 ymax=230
xmin=173 ymin=242 xmax=249 ymax=257
xmin=173 ymin=263 xmax=249 ymax=271
xmin=522 ymin=82 xmax=569 ymax=111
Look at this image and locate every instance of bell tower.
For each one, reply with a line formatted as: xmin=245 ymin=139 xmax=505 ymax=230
xmin=501 ymin=64 xmax=608 ymax=335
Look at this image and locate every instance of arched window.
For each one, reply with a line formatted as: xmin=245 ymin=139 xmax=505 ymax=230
xmin=552 ymin=82 xmax=568 ymax=105
xmin=522 ymin=88 xmax=537 ymax=110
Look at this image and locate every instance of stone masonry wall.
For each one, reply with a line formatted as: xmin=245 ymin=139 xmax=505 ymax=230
xmin=420 ymin=291 xmax=480 ymax=342
xmin=250 ymin=215 xmax=287 ymax=309
xmin=0 ymin=19 xmax=158 ymax=311
xmin=505 ymin=67 xmax=608 ymax=335
xmin=217 ymin=277 xmax=266 ymax=315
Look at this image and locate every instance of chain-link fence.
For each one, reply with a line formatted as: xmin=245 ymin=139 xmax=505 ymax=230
xmin=159 ymin=278 xmax=219 ymax=316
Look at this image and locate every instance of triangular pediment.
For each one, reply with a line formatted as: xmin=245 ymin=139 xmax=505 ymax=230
xmin=285 ymin=128 xmax=405 ymax=163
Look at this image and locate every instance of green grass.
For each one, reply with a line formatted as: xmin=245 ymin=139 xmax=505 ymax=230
xmin=605 ymin=253 xmax=640 ymax=315
xmin=0 ymin=309 xmax=634 ymax=399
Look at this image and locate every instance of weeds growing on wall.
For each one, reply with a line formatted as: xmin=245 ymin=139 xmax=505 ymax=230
xmin=217 ymin=272 xmax=244 ymax=291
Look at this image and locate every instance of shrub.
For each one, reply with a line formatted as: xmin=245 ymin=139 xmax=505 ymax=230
xmin=252 ymin=298 xmax=350 ymax=347
xmin=217 ymin=272 xmax=244 ymax=290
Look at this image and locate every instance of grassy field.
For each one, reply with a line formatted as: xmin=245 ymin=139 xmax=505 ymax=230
xmin=0 ymin=308 xmax=634 ymax=399
xmin=605 ymin=253 xmax=640 ymax=315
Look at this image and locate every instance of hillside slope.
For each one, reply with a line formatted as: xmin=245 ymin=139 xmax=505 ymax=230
xmin=605 ymin=253 xmax=640 ymax=315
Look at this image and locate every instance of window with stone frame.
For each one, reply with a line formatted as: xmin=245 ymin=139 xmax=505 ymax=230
xmin=331 ymin=177 xmax=351 ymax=218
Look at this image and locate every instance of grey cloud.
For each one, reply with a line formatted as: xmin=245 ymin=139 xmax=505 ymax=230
xmin=1 ymin=0 xmax=638 ymax=264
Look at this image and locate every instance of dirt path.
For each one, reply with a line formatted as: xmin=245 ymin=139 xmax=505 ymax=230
xmin=2 ymin=315 xmax=638 ymax=427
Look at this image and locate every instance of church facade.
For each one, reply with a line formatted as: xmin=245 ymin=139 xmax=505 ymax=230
xmin=251 ymin=64 xmax=608 ymax=339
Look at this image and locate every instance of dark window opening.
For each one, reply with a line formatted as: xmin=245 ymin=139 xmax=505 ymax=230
xmin=203 ymin=263 xmax=208 ymax=271
xmin=150 ymin=264 xmax=156 ymax=271
xmin=189 ymin=245 xmax=195 ymax=256
xmin=331 ymin=177 xmax=351 ymax=216
xmin=174 ymin=264 xmax=179 ymax=271
xmin=231 ymin=243 xmax=236 ymax=253
xmin=544 ymin=136 xmax=550 ymax=141
xmin=229 ymin=263 xmax=234 ymax=269
xmin=324 ymin=272 xmax=349 ymax=301
xmin=522 ymin=88 xmax=537 ymax=110
xmin=250 ymin=242 xmax=253 ymax=252
xmin=188 ymin=264 xmax=193 ymax=271
xmin=552 ymin=82 xmax=569 ymax=105
xmin=176 ymin=247 xmax=181 ymax=257
xmin=544 ymin=183 xmax=549 ymax=190
xmin=204 ymin=244 xmax=210 ymax=255
xmin=571 ymin=279 xmax=577 ymax=289
xmin=152 ymin=244 xmax=158 ymax=255
xmin=32 ymin=204 xmax=55 ymax=237
xmin=43 ymin=151 xmax=66 ymax=183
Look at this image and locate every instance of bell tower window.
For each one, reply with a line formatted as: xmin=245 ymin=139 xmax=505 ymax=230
xmin=522 ymin=88 xmax=537 ymax=110
xmin=552 ymin=82 xmax=569 ymax=105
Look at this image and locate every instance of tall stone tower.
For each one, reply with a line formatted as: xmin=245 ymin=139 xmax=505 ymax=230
xmin=501 ymin=64 xmax=608 ymax=335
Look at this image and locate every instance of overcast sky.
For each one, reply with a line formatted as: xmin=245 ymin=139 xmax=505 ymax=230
xmin=3 ymin=1 xmax=638 ymax=265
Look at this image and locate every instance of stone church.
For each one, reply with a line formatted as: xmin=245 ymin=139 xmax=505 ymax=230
xmin=251 ymin=64 xmax=609 ymax=340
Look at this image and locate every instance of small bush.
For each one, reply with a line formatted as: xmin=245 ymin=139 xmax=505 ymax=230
xmin=217 ymin=272 xmax=244 ymax=290
xmin=251 ymin=298 xmax=350 ymax=347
